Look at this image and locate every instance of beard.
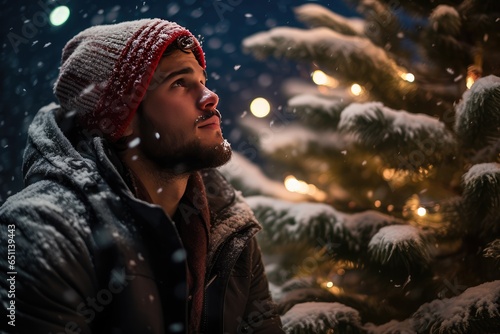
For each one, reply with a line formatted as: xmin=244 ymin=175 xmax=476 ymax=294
xmin=128 ymin=107 xmax=232 ymax=176
xmin=139 ymin=134 xmax=232 ymax=175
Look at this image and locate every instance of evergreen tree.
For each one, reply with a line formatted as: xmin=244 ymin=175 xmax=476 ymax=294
xmin=220 ymin=1 xmax=500 ymax=333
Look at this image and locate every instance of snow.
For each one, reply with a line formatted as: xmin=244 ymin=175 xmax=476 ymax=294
xmin=288 ymin=94 xmax=345 ymax=120
xmin=431 ymin=5 xmax=459 ymax=20
xmin=239 ymin=117 xmax=353 ymax=155
xmin=281 ymin=302 xmax=362 ymax=332
xmin=455 ymin=75 xmax=500 ymax=139
xmin=368 ymin=225 xmax=429 ymax=266
xmin=340 ymin=102 xmax=449 ymax=140
xmin=219 ymin=152 xmax=308 ymax=201
xmin=462 ymin=162 xmax=500 ymax=188
xmin=337 ymin=102 xmax=457 ymax=164
xmin=243 ymin=26 xmax=391 ymax=70
xmin=128 ymin=137 xmax=141 ymax=148
xmin=246 ymin=195 xmax=345 ymax=242
xmin=410 ymin=280 xmax=500 ymax=333
xmin=343 ymin=210 xmax=403 ymax=242
xmin=369 ymin=225 xmax=422 ymax=245
xmin=294 ymin=3 xmax=365 ymax=36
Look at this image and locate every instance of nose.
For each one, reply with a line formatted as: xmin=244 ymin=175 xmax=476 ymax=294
xmin=198 ymin=86 xmax=219 ymax=112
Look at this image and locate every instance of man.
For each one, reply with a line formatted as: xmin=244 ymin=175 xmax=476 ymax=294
xmin=0 ymin=19 xmax=283 ymax=334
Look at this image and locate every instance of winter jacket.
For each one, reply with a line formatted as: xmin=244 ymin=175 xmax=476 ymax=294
xmin=0 ymin=104 xmax=284 ymax=334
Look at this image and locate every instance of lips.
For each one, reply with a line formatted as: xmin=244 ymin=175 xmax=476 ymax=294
xmin=197 ymin=116 xmax=221 ymax=129
xmin=196 ymin=109 xmax=222 ymax=128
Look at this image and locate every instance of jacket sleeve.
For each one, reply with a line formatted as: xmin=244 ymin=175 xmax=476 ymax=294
xmin=240 ymin=237 xmax=285 ymax=334
xmin=0 ymin=183 xmax=99 ymax=334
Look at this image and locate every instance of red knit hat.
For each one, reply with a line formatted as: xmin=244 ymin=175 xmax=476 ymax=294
xmin=54 ymin=19 xmax=205 ymax=141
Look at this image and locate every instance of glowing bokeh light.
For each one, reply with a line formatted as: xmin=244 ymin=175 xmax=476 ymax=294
xmin=312 ymin=70 xmax=328 ymax=85
xmin=250 ymin=97 xmax=271 ymax=118
xmin=401 ymin=72 xmax=415 ymax=82
xmin=466 ymin=76 xmax=475 ymax=89
xmin=350 ymin=83 xmax=363 ymax=96
xmin=312 ymin=70 xmax=338 ymax=87
xmin=50 ymin=6 xmax=70 ymax=26
xmin=416 ymin=207 xmax=427 ymax=217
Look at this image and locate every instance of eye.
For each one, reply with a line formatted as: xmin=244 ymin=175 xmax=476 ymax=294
xmin=172 ymin=78 xmax=186 ymax=87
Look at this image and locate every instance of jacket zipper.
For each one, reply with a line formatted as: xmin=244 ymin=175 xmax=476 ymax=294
xmin=200 ymin=229 xmax=233 ymax=334
xmin=199 ymin=225 xmax=256 ymax=333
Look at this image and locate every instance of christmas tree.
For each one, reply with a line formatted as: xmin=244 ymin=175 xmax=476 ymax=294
xmin=220 ymin=1 xmax=500 ymax=333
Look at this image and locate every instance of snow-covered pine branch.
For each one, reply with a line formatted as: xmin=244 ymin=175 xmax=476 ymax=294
xmin=429 ymin=5 xmax=461 ymax=36
xmin=371 ymin=280 xmax=500 ymax=333
xmin=293 ymin=4 xmax=365 ymax=37
xmin=461 ymin=162 xmax=500 ymax=239
xmin=338 ymin=102 xmax=457 ymax=170
xmin=281 ymin=302 xmax=364 ymax=334
xmin=239 ymin=117 xmax=353 ymax=156
xmin=355 ymin=0 xmax=400 ymax=45
xmin=343 ymin=210 xmax=405 ymax=257
xmin=247 ymin=196 xmax=405 ymax=260
xmin=368 ymin=225 xmax=431 ymax=272
xmin=218 ymin=152 xmax=308 ymax=201
xmin=242 ymin=26 xmax=419 ymax=111
xmin=287 ymin=94 xmax=347 ymax=130
xmin=455 ymin=75 xmax=500 ymax=149
xmin=422 ymin=5 xmax=470 ymax=71
xmin=246 ymin=195 xmax=348 ymax=248
xmin=484 ymin=239 xmax=500 ymax=264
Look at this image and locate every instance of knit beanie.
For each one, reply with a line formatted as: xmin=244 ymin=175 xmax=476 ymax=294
xmin=54 ymin=19 xmax=205 ymax=141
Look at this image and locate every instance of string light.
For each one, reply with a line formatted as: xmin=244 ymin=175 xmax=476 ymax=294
xmin=416 ymin=207 xmax=427 ymax=217
xmin=321 ymin=281 xmax=341 ymax=294
xmin=403 ymin=194 xmax=447 ymax=230
xmin=466 ymin=65 xmax=482 ymax=89
xmin=311 ymin=70 xmax=339 ymax=87
xmin=400 ymin=72 xmax=415 ymax=82
xmin=350 ymin=83 xmax=363 ymax=96
xmin=284 ymin=175 xmax=327 ymax=201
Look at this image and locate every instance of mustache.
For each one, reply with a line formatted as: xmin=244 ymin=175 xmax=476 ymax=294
xmin=195 ymin=109 xmax=222 ymax=125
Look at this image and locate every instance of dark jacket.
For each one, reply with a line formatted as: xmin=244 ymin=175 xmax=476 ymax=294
xmin=0 ymin=104 xmax=284 ymax=334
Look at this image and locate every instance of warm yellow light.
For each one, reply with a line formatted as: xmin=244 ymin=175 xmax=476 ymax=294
xmin=250 ymin=97 xmax=271 ymax=118
xmin=312 ymin=70 xmax=328 ymax=85
xmin=416 ymin=207 xmax=427 ymax=217
xmin=326 ymin=281 xmax=334 ymax=288
xmin=466 ymin=76 xmax=475 ymax=89
xmin=350 ymin=83 xmax=363 ymax=96
xmin=401 ymin=72 xmax=415 ymax=82
xmin=50 ymin=6 xmax=70 ymax=26
xmin=330 ymin=286 xmax=341 ymax=294
xmin=284 ymin=175 xmax=308 ymax=194
xmin=382 ymin=168 xmax=395 ymax=180
xmin=374 ymin=200 xmax=381 ymax=208
xmin=311 ymin=70 xmax=338 ymax=87
xmin=284 ymin=175 xmax=327 ymax=201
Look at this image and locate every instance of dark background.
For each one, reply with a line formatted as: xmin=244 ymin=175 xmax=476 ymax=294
xmin=0 ymin=0 xmax=357 ymax=204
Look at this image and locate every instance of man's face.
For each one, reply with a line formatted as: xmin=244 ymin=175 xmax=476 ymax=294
xmin=129 ymin=49 xmax=231 ymax=174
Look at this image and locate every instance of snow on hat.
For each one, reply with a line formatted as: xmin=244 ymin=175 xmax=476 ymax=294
xmin=54 ymin=19 xmax=205 ymax=141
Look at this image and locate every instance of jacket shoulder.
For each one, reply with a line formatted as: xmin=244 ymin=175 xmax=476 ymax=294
xmin=1 ymin=179 xmax=93 ymax=236
xmin=0 ymin=179 xmax=97 ymax=289
xmin=0 ymin=179 xmax=100 ymax=331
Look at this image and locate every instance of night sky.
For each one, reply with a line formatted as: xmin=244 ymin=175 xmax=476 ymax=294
xmin=0 ymin=0 xmax=357 ymax=203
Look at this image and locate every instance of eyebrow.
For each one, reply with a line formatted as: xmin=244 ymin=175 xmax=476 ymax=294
xmin=160 ymin=67 xmax=207 ymax=84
